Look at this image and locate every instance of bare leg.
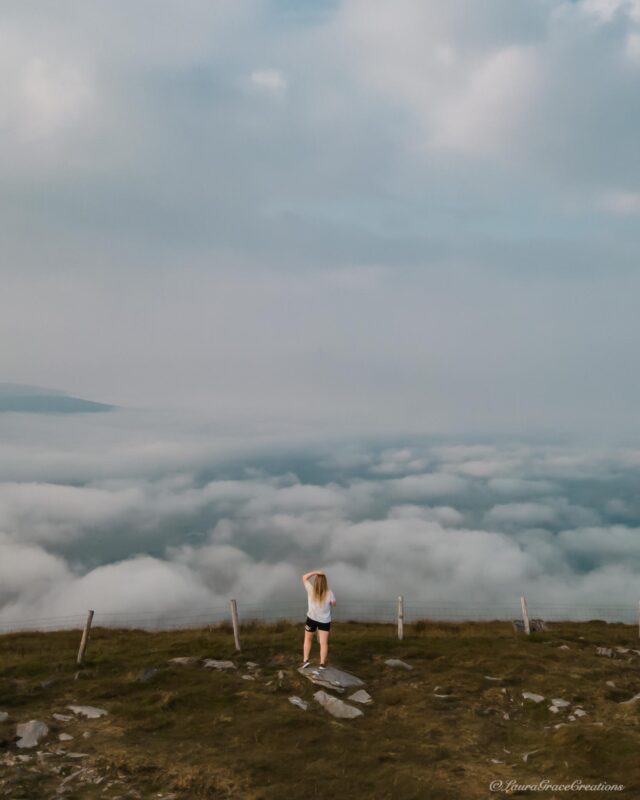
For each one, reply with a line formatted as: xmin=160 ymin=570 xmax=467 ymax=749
xmin=303 ymin=630 xmax=314 ymax=662
xmin=318 ymin=629 xmax=330 ymax=665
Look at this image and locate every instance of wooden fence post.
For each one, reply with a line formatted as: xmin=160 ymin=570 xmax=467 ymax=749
xmin=397 ymin=595 xmax=404 ymax=641
xmin=520 ymin=595 xmax=530 ymax=636
xmin=230 ymin=599 xmax=241 ymax=652
xmin=76 ymin=609 xmax=94 ymax=666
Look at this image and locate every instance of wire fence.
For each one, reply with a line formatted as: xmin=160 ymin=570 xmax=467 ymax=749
xmin=0 ymin=599 xmax=638 ymax=634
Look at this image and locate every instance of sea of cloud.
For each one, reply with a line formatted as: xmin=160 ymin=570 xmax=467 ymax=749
xmin=1 ymin=410 xmax=639 ymax=627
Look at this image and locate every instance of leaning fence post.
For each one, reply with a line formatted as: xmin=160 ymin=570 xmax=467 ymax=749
xmin=230 ymin=599 xmax=241 ymax=652
xmin=520 ymin=595 xmax=530 ymax=635
xmin=76 ymin=609 xmax=94 ymax=666
xmin=397 ymin=595 xmax=404 ymax=640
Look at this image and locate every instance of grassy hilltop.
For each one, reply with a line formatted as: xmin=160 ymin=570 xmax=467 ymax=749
xmin=1 ymin=620 xmax=640 ymax=799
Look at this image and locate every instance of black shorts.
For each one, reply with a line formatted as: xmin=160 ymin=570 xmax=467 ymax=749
xmin=305 ymin=616 xmax=331 ymax=632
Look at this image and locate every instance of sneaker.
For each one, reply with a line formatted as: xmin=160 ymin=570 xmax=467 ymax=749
xmin=313 ymin=664 xmax=327 ymax=675
xmin=301 ymin=660 xmax=311 ymax=670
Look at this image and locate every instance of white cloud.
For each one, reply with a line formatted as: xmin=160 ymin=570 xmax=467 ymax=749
xmin=250 ymin=68 xmax=288 ymax=95
xmin=600 ymin=190 xmax=640 ymax=215
xmin=19 ymin=57 xmax=93 ymax=141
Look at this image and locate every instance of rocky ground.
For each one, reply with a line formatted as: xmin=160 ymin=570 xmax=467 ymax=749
xmin=1 ymin=620 xmax=640 ymax=799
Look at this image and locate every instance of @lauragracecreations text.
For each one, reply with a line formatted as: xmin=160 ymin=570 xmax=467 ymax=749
xmin=490 ymin=779 xmax=624 ymax=793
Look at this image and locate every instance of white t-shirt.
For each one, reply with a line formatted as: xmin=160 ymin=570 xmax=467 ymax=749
xmin=304 ymin=579 xmax=336 ymax=623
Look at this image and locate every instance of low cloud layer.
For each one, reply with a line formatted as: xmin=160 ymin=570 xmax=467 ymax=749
xmin=1 ymin=411 xmax=640 ymax=628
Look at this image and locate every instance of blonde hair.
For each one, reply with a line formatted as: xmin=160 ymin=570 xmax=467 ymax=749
xmin=312 ymin=573 xmax=328 ymax=603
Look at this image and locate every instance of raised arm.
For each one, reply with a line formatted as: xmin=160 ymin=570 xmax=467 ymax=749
xmin=302 ymin=570 xmax=324 ymax=585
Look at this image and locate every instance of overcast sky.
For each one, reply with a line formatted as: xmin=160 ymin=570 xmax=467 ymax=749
xmin=1 ymin=0 xmax=640 ymax=435
xmin=2 ymin=2 xmax=640 ymax=623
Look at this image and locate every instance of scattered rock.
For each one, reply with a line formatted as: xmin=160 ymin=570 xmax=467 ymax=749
xmin=242 ymin=675 xmax=255 ymax=681
xmin=203 ymin=660 xmax=236 ymax=671
xmin=82 ymin=731 xmax=91 ymax=739
xmin=490 ymin=758 xmax=504 ymax=764
xmin=314 ymin=690 xmax=363 ymax=719
xmin=66 ymin=752 xmax=89 ymax=758
xmin=558 ymin=645 xmax=570 ymax=650
xmin=59 ymin=733 xmax=74 ymax=742
xmin=169 ymin=657 xmax=199 ymax=666
xmin=484 ymin=676 xmax=503 ymax=682
xmin=616 ymin=647 xmax=630 ymax=654
xmin=288 ymin=696 xmax=309 ymax=711
xmin=246 ymin=661 xmax=259 ymax=669
xmin=136 ymin=668 xmax=159 ymax=683
xmin=522 ymin=749 xmax=539 ymax=763
xmin=16 ymin=720 xmax=49 ymax=749
xmin=596 ymin=647 xmax=613 ymax=657
xmin=0 ymin=712 xmax=8 ymax=723
xmin=550 ymin=698 xmax=570 ymax=708
xmin=549 ymin=705 xmax=559 ymax=714
xmin=620 ymin=693 xmax=640 ymax=706
xmin=606 ymin=681 xmax=616 ymax=688
xmin=384 ymin=659 xmax=413 ymax=671
xmin=53 ymin=713 xmax=73 ymax=722
xmin=574 ymin=708 xmax=588 ymax=717
xmin=348 ymin=689 xmax=373 ymax=705
xmin=522 ymin=692 xmax=545 ymax=703
xmin=568 ymin=714 xmax=576 ymax=722
xmin=67 ymin=705 xmax=108 ymax=719
xmin=39 ymin=679 xmax=55 ymax=689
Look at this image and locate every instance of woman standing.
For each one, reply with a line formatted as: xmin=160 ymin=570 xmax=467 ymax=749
xmin=301 ymin=570 xmax=336 ymax=672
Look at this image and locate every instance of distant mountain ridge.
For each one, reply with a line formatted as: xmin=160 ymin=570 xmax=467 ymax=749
xmin=0 ymin=383 xmax=115 ymax=414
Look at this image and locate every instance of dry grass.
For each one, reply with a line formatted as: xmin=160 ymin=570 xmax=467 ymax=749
xmin=1 ymin=620 xmax=640 ymax=798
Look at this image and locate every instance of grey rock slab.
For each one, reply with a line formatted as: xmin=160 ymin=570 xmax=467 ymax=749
xmin=288 ymin=696 xmax=309 ymax=711
xmin=298 ymin=666 xmax=364 ymax=692
xmin=314 ymin=690 xmax=364 ymax=719
xmin=348 ymin=690 xmax=373 ymax=705
xmin=67 ymin=705 xmax=108 ymax=719
xmin=522 ymin=692 xmax=545 ymax=703
xmin=16 ymin=720 xmax=49 ymax=749
xmin=203 ymin=659 xmax=236 ymax=670
xmin=384 ymin=659 xmax=413 ymax=671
